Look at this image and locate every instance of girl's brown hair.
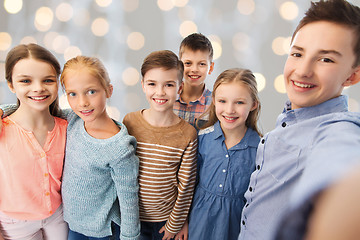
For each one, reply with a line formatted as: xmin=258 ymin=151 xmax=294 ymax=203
xmin=5 ymin=43 xmax=61 ymax=116
xmin=198 ymin=68 xmax=262 ymax=136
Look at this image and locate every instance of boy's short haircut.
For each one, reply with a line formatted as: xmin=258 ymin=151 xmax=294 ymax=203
xmin=179 ymin=33 xmax=214 ymax=62
xmin=292 ymin=0 xmax=360 ymax=67
xmin=141 ymin=50 xmax=184 ymax=84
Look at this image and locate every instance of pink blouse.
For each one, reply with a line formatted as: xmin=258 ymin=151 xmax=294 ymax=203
xmin=0 ymin=116 xmax=67 ymax=220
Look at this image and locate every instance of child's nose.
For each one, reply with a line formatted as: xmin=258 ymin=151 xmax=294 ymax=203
xmin=33 ymin=82 xmax=45 ymax=92
xmin=296 ymin=59 xmax=314 ymax=78
xmin=79 ymin=95 xmax=89 ymax=107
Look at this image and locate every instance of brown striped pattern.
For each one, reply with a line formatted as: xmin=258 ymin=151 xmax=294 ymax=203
xmin=123 ymin=110 xmax=197 ymax=234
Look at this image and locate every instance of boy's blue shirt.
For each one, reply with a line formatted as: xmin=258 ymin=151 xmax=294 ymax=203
xmin=238 ymin=95 xmax=360 ymax=240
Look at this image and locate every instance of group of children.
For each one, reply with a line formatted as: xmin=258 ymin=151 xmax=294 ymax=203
xmin=1 ymin=0 xmax=360 ymax=240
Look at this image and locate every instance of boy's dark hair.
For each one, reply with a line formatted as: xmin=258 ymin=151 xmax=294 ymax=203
xmin=292 ymin=0 xmax=360 ymax=67
xmin=141 ymin=50 xmax=184 ymax=84
xmin=179 ymin=33 xmax=214 ymax=62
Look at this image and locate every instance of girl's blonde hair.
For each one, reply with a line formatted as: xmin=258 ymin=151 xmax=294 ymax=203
xmin=60 ymin=56 xmax=112 ymax=96
xmin=198 ymin=68 xmax=262 ymax=136
xmin=5 ymin=43 xmax=61 ymax=117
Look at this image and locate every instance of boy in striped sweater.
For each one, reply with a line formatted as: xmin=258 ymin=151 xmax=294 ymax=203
xmin=123 ymin=50 xmax=197 ymax=240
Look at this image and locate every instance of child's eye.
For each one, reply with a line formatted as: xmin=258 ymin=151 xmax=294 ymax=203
xmin=320 ymin=58 xmax=334 ymax=63
xmin=20 ymin=79 xmax=30 ymax=83
xmin=166 ymin=83 xmax=175 ymax=87
xmin=236 ymin=101 xmax=244 ymax=105
xmin=88 ymin=90 xmax=96 ymax=95
xmin=200 ymin=62 xmax=207 ymax=66
xmin=291 ymin=52 xmax=302 ymax=58
xmin=44 ymin=79 xmax=56 ymax=84
xmin=147 ymin=83 xmax=155 ymax=86
xmin=218 ymin=99 xmax=225 ymax=103
xmin=184 ymin=62 xmax=191 ymax=66
xmin=68 ymin=92 xmax=76 ymax=97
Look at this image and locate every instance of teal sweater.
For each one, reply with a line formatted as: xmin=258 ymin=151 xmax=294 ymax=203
xmin=61 ymin=111 xmax=140 ymax=239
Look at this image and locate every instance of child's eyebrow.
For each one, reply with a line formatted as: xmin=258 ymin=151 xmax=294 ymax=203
xmin=318 ymin=49 xmax=342 ymax=57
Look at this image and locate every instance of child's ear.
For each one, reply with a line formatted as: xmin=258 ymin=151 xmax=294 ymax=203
xmin=251 ymin=101 xmax=258 ymax=112
xmin=7 ymin=81 xmax=15 ymax=93
xmin=208 ymin=62 xmax=215 ymax=75
xmin=343 ymin=67 xmax=360 ymax=87
xmin=107 ymin=84 xmax=113 ymax=98
xmin=178 ymin=82 xmax=184 ymax=94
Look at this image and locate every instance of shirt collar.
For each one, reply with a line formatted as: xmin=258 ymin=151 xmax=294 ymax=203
xmin=177 ymin=87 xmax=211 ymax=105
xmin=278 ymin=95 xmax=348 ymax=125
xmin=212 ymin=121 xmax=260 ymax=149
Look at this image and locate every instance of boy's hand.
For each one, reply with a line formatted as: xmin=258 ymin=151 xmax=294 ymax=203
xmin=159 ymin=225 xmax=176 ymax=240
xmin=174 ymin=220 xmax=188 ymax=240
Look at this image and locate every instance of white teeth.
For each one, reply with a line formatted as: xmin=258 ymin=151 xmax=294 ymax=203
xmin=189 ymin=75 xmax=200 ymax=79
xmin=293 ymin=81 xmax=313 ymax=88
xmin=81 ymin=110 xmax=92 ymax=113
xmin=155 ymin=99 xmax=166 ymax=103
xmin=30 ymin=96 xmax=47 ymax=100
xmin=224 ymin=116 xmax=237 ymax=121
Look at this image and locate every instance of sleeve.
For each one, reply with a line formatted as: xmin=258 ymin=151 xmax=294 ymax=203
xmin=0 ymin=104 xmax=18 ymax=117
xmin=165 ymin=137 xmax=198 ymax=234
xmin=110 ymin=134 xmax=140 ymax=240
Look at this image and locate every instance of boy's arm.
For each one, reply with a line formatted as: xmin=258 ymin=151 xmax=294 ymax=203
xmin=164 ymin=137 xmax=197 ymax=235
xmin=305 ymin=167 xmax=360 ymax=240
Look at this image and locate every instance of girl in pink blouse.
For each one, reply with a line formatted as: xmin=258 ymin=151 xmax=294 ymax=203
xmin=0 ymin=44 xmax=68 ymax=240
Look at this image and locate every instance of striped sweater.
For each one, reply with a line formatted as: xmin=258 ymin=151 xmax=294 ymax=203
xmin=123 ymin=110 xmax=197 ymax=234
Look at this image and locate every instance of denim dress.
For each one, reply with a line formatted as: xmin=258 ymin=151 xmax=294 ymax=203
xmin=188 ymin=121 xmax=260 ymax=240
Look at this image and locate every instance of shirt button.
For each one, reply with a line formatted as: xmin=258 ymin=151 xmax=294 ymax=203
xmin=45 ymin=192 xmax=50 ymax=196
xmin=222 ymin=169 xmax=226 ymax=173
xmin=44 ymin=173 xmax=49 ymax=177
xmin=225 ymin=154 xmax=229 ymax=158
xmin=219 ymin=184 xmax=223 ymax=188
xmin=261 ymin=139 xmax=265 ymax=144
xmin=282 ymin=122 xmax=287 ymax=127
xmin=249 ymin=187 xmax=253 ymax=192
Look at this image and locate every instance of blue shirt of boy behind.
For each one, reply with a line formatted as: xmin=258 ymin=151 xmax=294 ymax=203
xmin=189 ymin=121 xmax=260 ymax=240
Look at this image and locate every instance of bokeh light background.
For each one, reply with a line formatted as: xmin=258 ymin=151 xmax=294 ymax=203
xmin=1 ymin=0 xmax=359 ymax=133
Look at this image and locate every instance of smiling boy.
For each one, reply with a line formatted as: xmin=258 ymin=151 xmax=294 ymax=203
xmin=123 ymin=50 xmax=197 ymax=240
xmin=238 ymin=1 xmax=360 ymax=239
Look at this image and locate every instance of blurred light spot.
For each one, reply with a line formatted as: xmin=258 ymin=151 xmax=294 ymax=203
xmin=0 ymin=63 xmax=5 ymax=83
xmin=122 ymin=0 xmax=139 ymax=12
xmin=127 ymin=32 xmax=145 ymax=50
xmin=0 ymin=32 xmax=12 ymax=51
xmin=52 ymin=35 xmax=70 ymax=54
xmin=178 ymin=6 xmax=195 ymax=21
xmin=59 ymin=93 xmax=71 ymax=109
xmin=56 ymin=3 xmax=73 ymax=22
xmin=91 ymin=18 xmax=109 ymax=37
xmin=158 ymin=0 xmax=174 ymax=11
xmin=106 ymin=105 xmax=120 ymax=121
xmin=34 ymin=7 xmax=54 ymax=32
xmin=283 ymin=37 xmax=291 ymax=55
xmin=64 ymin=46 xmax=82 ymax=61
xmin=279 ymin=1 xmax=298 ymax=21
xmin=122 ymin=67 xmax=140 ymax=86
xmin=124 ymin=92 xmax=141 ymax=111
xmin=232 ymin=32 xmax=250 ymax=51
xmin=348 ymin=98 xmax=359 ymax=112
xmin=237 ymin=0 xmax=255 ymax=15
xmin=274 ymin=74 xmax=286 ymax=94
xmin=209 ymin=35 xmax=222 ymax=60
xmin=20 ymin=36 xmax=37 ymax=44
xmin=254 ymin=73 xmax=266 ymax=92
xmin=272 ymin=37 xmax=288 ymax=56
xmin=172 ymin=0 xmax=189 ymax=7
xmin=43 ymin=32 xmax=59 ymax=50
xmin=4 ymin=0 xmax=22 ymax=14
xmin=96 ymin=0 xmax=112 ymax=7
xmin=73 ymin=9 xmax=90 ymax=26
xmin=179 ymin=21 xmax=197 ymax=38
